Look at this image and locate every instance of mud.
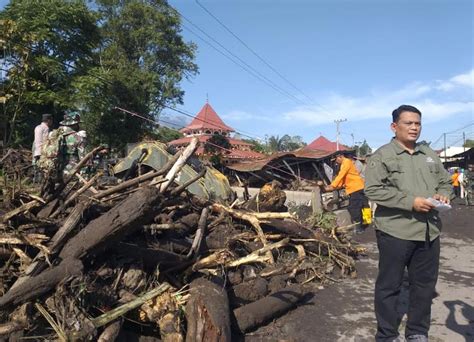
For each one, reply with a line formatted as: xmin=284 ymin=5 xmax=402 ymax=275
xmin=246 ymin=199 xmax=474 ymax=341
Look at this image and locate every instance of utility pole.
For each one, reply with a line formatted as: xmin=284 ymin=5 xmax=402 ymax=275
xmin=463 ymin=132 xmax=466 ymax=152
xmin=334 ymin=118 xmax=347 ymax=151
xmin=443 ymin=133 xmax=447 ymax=163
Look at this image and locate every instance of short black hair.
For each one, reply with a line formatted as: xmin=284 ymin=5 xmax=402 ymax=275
xmin=392 ymin=105 xmax=422 ymax=122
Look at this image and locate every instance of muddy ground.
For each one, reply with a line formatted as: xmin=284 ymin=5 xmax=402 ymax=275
xmin=246 ymin=199 xmax=474 ymax=342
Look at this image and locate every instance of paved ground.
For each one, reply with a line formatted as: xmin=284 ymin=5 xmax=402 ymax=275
xmin=246 ymin=200 xmax=474 ymax=342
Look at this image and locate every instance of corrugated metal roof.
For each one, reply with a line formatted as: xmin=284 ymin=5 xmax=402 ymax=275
xmin=227 ymin=149 xmax=337 ymax=172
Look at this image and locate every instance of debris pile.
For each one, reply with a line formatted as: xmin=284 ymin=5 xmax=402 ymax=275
xmin=0 ymin=142 xmax=363 ymax=341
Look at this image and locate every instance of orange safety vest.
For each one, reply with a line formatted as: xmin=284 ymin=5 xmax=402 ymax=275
xmin=330 ymin=157 xmax=365 ymax=195
xmin=452 ymin=173 xmax=459 ymax=187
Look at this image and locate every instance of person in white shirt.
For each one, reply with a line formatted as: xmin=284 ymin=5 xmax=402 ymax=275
xmin=32 ymin=113 xmax=53 ymax=163
xmin=458 ymin=169 xmax=465 ymax=199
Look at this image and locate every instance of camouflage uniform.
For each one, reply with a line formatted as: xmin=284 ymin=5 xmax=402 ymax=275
xmin=38 ymin=112 xmax=86 ymax=178
xmin=61 ymin=126 xmax=86 ymax=176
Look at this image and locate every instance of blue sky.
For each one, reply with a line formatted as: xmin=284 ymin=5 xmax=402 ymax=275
xmin=2 ymin=0 xmax=472 ymax=149
xmin=165 ymin=0 xmax=473 ymax=149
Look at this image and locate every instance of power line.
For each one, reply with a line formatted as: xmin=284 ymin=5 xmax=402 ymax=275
xmin=7 ymin=40 xmax=265 ymax=143
xmin=177 ymin=13 xmax=307 ymax=106
xmin=194 ymin=0 xmax=336 ymax=116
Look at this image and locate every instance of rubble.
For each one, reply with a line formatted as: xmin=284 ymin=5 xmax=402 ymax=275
xmin=0 ymin=142 xmax=363 ymax=341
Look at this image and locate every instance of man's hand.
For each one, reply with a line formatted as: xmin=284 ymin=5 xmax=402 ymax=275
xmin=317 ymin=181 xmax=334 ymax=192
xmin=432 ymin=193 xmax=450 ymax=205
xmin=413 ymin=197 xmax=436 ymax=213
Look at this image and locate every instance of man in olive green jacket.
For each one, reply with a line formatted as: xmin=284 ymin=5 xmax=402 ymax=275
xmin=365 ymin=105 xmax=452 ymax=342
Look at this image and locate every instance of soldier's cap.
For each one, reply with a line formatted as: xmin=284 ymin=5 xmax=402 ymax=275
xmin=42 ymin=113 xmax=53 ymax=121
xmin=60 ymin=112 xmax=81 ymax=126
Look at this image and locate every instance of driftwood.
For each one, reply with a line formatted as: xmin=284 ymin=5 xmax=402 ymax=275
xmin=9 ymin=201 xmax=89 ymax=292
xmin=187 ymin=207 xmax=208 ymax=259
xmin=111 ymin=243 xmax=186 ymax=266
xmin=233 ymin=285 xmax=304 ymax=333
xmin=159 ymin=137 xmax=199 ymax=193
xmin=170 ymin=167 xmax=206 ymax=196
xmin=97 ymin=321 xmax=122 ymax=342
xmin=50 ymin=173 xmax=100 ymax=218
xmin=91 ymin=283 xmax=171 ymax=328
xmin=1 ymin=200 xmax=41 ymax=223
xmin=59 ymin=186 xmax=162 ymax=260
xmin=0 ymin=258 xmax=83 ymax=308
xmin=185 ymin=278 xmax=231 ymax=342
xmin=193 ymin=238 xmax=289 ymax=270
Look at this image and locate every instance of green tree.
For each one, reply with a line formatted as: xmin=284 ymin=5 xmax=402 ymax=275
xmin=463 ymin=139 xmax=474 ymax=148
xmin=151 ymin=125 xmax=183 ymax=143
xmin=204 ymin=134 xmax=231 ymax=168
xmin=0 ymin=0 xmax=99 ymax=146
xmin=1 ymin=0 xmax=197 ymax=150
xmin=266 ymin=134 xmax=306 ymax=153
xmin=75 ymin=0 xmax=197 ymax=148
xmin=354 ymin=140 xmax=372 ymax=156
xmin=242 ymin=138 xmax=266 ymax=153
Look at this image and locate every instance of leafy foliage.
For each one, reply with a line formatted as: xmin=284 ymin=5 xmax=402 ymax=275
xmin=0 ymin=0 xmax=99 ymax=146
xmin=204 ymin=134 xmax=231 ymax=168
xmin=266 ymin=134 xmax=306 ymax=153
xmin=463 ymin=139 xmax=474 ymax=148
xmin=1 ymin=0 xmax=197 ymax=149
xmin=353 ymin=139 xmax=372 ymax=156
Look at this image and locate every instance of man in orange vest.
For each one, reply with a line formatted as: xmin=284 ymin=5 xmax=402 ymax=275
xmin=318 ymin=152 xmax=367 ymax=233
xmin=451 ymin=169 xmax=460 ymax=197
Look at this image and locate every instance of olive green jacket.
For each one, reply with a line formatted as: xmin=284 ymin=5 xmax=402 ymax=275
xmin=365 ymin=138 xmax=452 ymax=241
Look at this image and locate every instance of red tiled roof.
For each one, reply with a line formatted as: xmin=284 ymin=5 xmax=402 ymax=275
xmin=180 ymin=103 xmax=234 ymax=133
xmin=167 ymin=135 xmax=264 ymax=160
xmin=168 ymin=135 xmax=252 ymax=147
xmin=304 ymin=135 xmax=349 ymax=152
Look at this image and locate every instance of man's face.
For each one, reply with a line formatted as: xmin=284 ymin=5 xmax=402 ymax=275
xmin=46 ymin=118 xmax=53 ymax=127
xmin=391 ymin=111 xmax=421 ymax=144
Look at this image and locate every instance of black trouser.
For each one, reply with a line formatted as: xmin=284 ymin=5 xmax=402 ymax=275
xmin=453 ymin=185 xmax=460 ymax=197
xmin=374 ymin=230 xmax=440 ymax=341
xmin=348 ymin=189 xmax=367 ymax=228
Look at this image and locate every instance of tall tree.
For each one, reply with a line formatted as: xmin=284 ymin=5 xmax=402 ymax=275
xmin=75 ymin=0 xmax=197 ymax=147
xmin=354 ymin=139 xmax=372 ymax=156
xmin=0 ymin=0 xmax=99 ymax=146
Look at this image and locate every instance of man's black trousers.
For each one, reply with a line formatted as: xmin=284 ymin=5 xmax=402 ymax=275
xmin=348 ymin=189 xmax=367 ymax=228
xmin=374 ymin=230 xmax=440 ymax=341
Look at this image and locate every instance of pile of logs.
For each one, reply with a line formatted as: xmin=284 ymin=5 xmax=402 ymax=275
xmin=0 ymin=140 xmax=362 ymax=341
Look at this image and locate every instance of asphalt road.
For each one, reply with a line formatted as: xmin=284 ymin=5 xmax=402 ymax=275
xmin=246 ymin=199 xmax=474 ymax=342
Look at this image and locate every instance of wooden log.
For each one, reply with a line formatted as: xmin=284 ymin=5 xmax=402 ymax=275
xmin=186 ymin=207 xmax=208 ymax=259
xmin=97 ymin=320 xmax=122 ymax=342
xmin=233 ymin=285 xmax=304 ymax=333
xmin=111 ymin=243 xmax=186 ymax=266
xmin=0 ymin=200 xmax=41 ymax=223
xmin=50 ymin=173 xmax=99 ymax=218
xmin=91 ymin=283 xmax=171 ymax=328
xmin=170 ymin=167 xmax=206 ymax=196
xmin=59 ymin=186 xmax=162 ymax=260
xmin=0 ymin=258 xmax=83 ymax=308
xmin=9 ymin=201 xmax=88 ymax=293
xmin=93 ymin=170 xmax=163 ymax=200
xmin=261 ymin=218 xmax=317 ymax=239
xmin=210 ymin=203 xmax=275 ymax=264
xmin=185 ymin=278 xmax=231 ymax=342
xmin=160 ymin=137 xmax=199 ymax=193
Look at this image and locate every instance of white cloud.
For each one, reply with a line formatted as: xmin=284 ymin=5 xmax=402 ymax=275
xmin=435 ymin=69 xmax=474 ymax=91
xmin=282 ymin=69 xmax=474 ymax=126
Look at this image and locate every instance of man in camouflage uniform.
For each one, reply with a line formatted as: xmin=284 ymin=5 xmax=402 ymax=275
xmin=59 ymin=112 xmax=86 ymax=176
